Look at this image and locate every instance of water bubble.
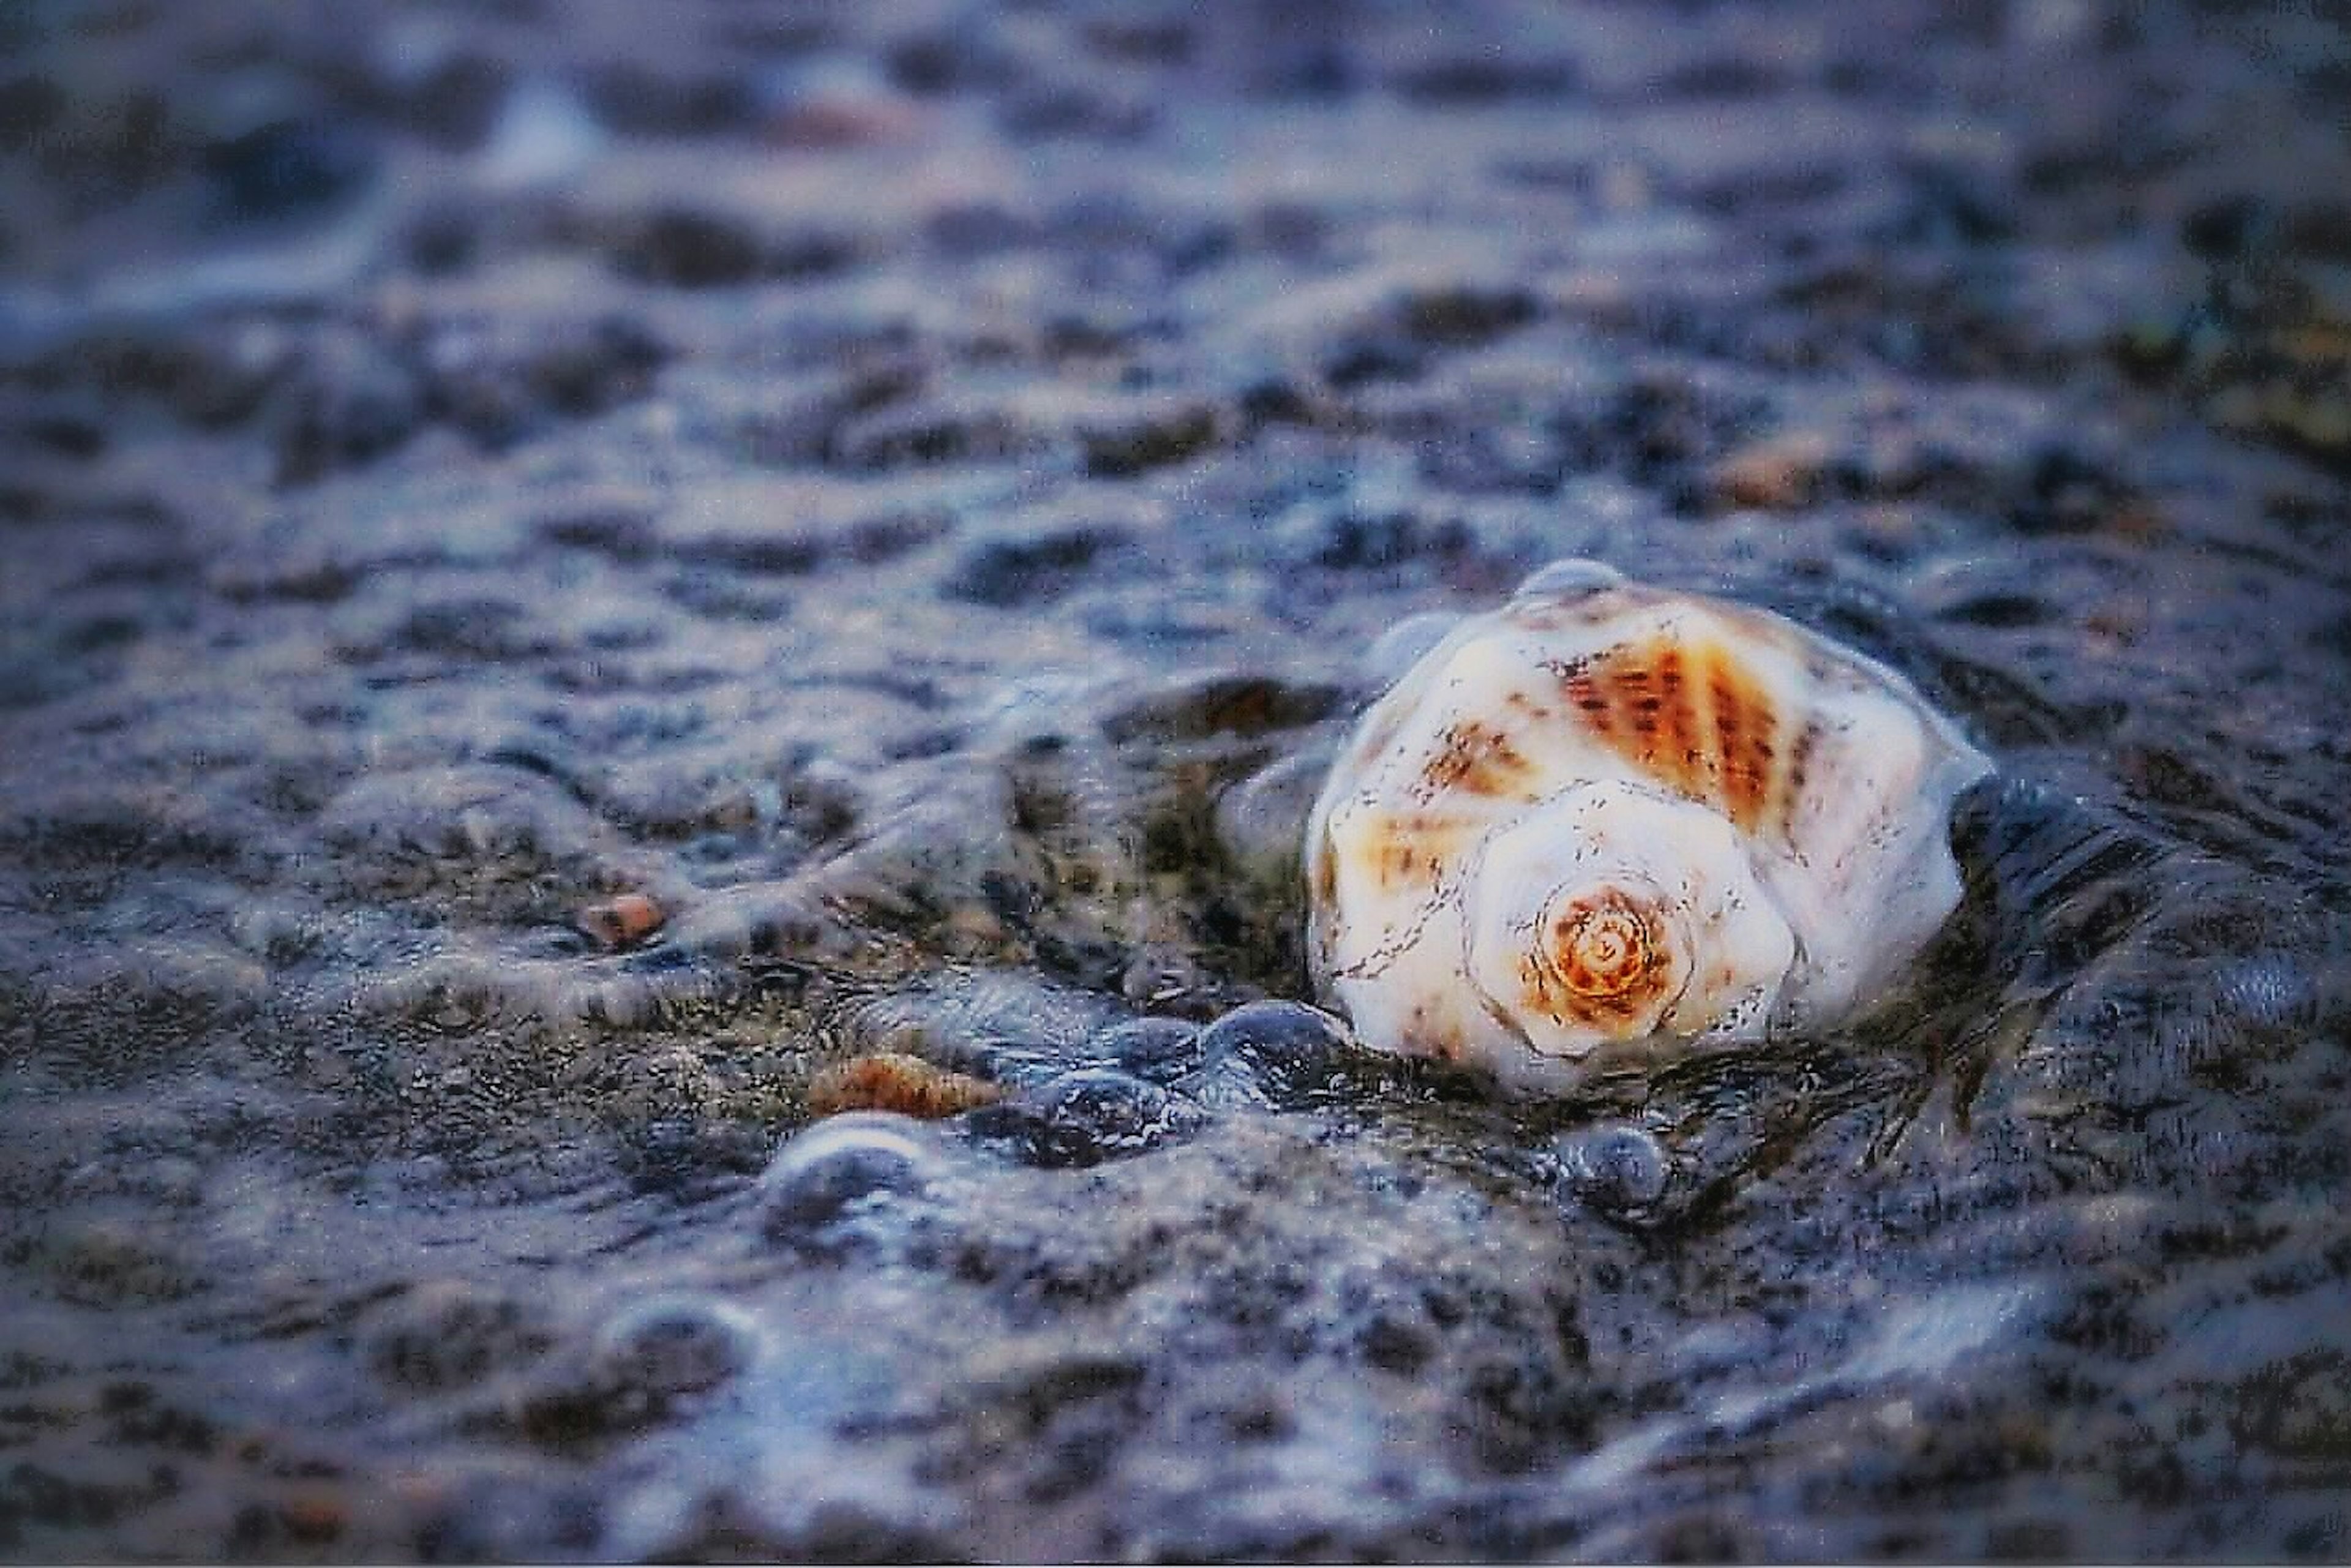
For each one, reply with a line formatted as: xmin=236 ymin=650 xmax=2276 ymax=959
xmin=1090 ymin=1016 xmax=1205 ymax=1084
xmin=589 ymin=1294 xmax=762 ymax=1404
xmin=1513 ymin=557 xmax=1626 ymax=602
xmin=1556 ymin=1123 xmax=1670 ymax=1218
xmin=961 ymin=1068 xmax=1209 ymax=1168
xmin=756 ymin=1113 xmax=947 ymax=1253
xmin=1176 ymin=999 xmax=1361 ymax=1110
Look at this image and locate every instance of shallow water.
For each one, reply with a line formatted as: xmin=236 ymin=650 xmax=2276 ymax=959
xmin=4 ymin=0 xmax=2350 ymax=1559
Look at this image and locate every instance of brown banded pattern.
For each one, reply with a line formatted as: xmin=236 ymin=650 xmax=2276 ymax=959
xmin=1554 ymin=628 xmax=1817 ymax=839
xmin=1418 ymin=718 xmax=1540 ymax=800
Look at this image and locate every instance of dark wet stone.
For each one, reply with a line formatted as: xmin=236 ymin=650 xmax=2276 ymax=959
xmin=419 ymin=315 xmax=666 ymax=449
xmin=1940 ymin=591 xmax=2053 ymax=629
xmin=384 ymin=52 xmax=512 ymax=151
xmin=1173 ymin=999 xmax=1362 ymax=1111
xmin=945 ymin=525 xmax=1129 ymax=607
xmin=583 ymin=62 xmax=759 ymax=135
xmin=1079 ymin=400 xmax=1220 ymax=477
xmin=269 ymin=331 xmax=424 ymax=484
xmin=1235 ymin=372 xmax=1319 ymax=427
xmin=0 ymin=1458 xmax=172 ymax=1544
xmin=1882 ymin=160 xmax=2017 ymax=247
xmin=1098 ymin=673 xmax=1344 ymax=743
xmin=998 ymin=80 xmax=1157 ymax=141
xmin=920 ymin=1350 xmax=1152 ymax=1507
xmin=1089 ymin=1016 xmax=1205 ymax=1084
xmin=831 ymin=399 xmax=1033 ymax=470
xmin=2012 ymin=443 xmax=2132 ymax=535
xmin=1387 ymin=53 xmax=1579 ymax=103
xmin=42 ymin=320 xmax=290 ymax=430
xmin=885 ymin=21 xmax=1023 ymax=96
xmin=2184 ymin=195 xmax=2274 ymax=261
xmin=613 ymin=209 xmax=765 ymax=288
xmin=722 ymin=363 xmax=926 ymax=467
xmin=1399 ymin=283 xmax=1539 ymax=347
xmin=0 ymin=72 xmax=66 ymax=154
xmin=961 ymin=1068 xmax=1208 ymax=1168
xmin=203 ymin=118 xmax=376 ymax=221
xmin=32 ymin=87 xmax=180 ymax=204
xmin=17 ymin=402 xmax=108 ymax=459
xmin=618 ymin=1117 xmax=771 ymax=1201
xmin=1300 ymin=508 xmax=1477 ymax=571
xmin=402 ymin=198 xmax=481 ymax=274
xmin=38 ymin=1220 xmax=198 ymax=1308
xmin=924 ymin=200 xmax=1037 ymax=258
xmin=366 ymin=1281 xmax=554 ymax=1393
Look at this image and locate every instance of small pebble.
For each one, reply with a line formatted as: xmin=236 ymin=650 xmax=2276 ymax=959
xmin=1555 ymin=1123 xmax=1671 ymax=1218
xmin=577 ymin=892 xmax=665 ymax=950
xmin=1704 ymin=430 xmax=1835 ymax=511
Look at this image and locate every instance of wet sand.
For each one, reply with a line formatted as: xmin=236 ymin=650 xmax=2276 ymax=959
xmin=2 ymin=2 xmax=2349 ymax=1559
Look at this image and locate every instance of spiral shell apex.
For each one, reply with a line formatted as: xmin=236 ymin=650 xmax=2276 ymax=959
xmin=1305 ymin=560 xmax=1992 ymax=1091
xmin=1546 ymin=888 xmax=1668 ymax=1008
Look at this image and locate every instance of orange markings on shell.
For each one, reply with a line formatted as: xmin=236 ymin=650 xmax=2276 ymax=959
xmin=1557 ymin=634 xmax=1805 ymax=837
xmin=1351 ymin=809 xmax=1485 ymax=891
xmin=1367 ymin=839 xmax=1424 ymax=890
xmin=1420 ymin=718 xmax=1539 ymax=800
xmin=1311 ymin=838 xmax=1340 ymax=907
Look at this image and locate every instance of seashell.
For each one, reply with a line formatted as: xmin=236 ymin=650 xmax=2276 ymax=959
xmin=1304 ymin=560 xmax=1992 ymax=1091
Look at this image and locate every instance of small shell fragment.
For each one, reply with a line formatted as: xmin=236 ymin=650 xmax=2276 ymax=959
xmin=807 ymin=1052 xmax=1005 ymax=1120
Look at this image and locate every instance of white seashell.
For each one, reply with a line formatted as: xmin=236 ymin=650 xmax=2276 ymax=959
xmin=1304 ymin=559 xmax=1993 ymax=1091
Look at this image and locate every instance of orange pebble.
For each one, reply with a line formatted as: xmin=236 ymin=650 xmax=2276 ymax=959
xmin=577 ymin=892 xmax=665 ymax=950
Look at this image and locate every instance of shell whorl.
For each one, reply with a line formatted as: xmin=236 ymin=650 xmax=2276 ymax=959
xmin=1460 ymin=781 xmax=1790 ymax=1063
xmin=1540 ymin=886 xmax=1676 ymax=1017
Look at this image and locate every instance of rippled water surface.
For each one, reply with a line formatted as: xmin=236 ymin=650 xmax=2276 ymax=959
xmin=4 ymin=1 xmax=2349 ymax=1559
